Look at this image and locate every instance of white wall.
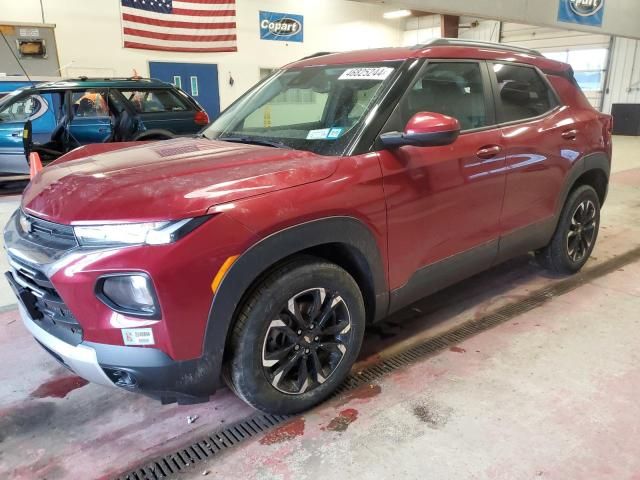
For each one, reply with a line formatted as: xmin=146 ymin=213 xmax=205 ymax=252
xmin=401 ymin=15 xmax=440 ymax=46
xmin=603 ymin=37 xmax=640 ymax=112
xmin=458 ymin=17 xmax=500 ymax=43
xmin=0 ymin=0 xmax=403 ymax=109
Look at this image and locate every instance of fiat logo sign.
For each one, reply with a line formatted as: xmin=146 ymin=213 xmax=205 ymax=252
xmin=260 ymin=17 xmax=302 ymax=37
xmin=569 ymin=0 xmax=604 ymax=16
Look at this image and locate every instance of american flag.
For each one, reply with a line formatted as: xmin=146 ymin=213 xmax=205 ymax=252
xmin=120 ymin=0 xmax=237 ymax=53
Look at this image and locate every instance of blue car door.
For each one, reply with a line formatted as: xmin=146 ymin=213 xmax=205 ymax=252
xmin=0 ymin=92 xmax=53 ymax=175
xmin=68 ymin=90 xmax=113 ymax=144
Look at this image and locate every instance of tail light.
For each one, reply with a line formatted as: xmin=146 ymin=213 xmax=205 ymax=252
xmin=194 ymin=111 xmax=209 ymax=126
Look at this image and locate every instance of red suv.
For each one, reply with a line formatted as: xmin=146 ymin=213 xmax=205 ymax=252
xmin=5 ymin=40 xmax=612 ymax=414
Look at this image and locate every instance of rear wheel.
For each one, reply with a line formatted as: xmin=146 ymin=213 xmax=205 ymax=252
xmin=224 ymin=257 xmax=365 ymax=414
xmin=537 ymin=185 xmax=600 ymax=274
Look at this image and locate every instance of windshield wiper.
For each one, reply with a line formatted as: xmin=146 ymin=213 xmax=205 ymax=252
xmin=217 ymin=136 xmax=292 ymax=149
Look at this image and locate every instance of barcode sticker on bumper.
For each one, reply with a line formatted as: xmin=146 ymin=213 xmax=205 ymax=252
xmin=122 ymin=328 xmax=155 ymax=346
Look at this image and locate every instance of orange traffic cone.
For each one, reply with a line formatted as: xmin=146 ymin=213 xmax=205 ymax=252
xmin=29 ymin=152 xmax=43 ymax=179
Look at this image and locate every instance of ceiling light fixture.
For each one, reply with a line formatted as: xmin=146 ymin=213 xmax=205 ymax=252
xmin=383 ymin=9 xmax=413 ymax=19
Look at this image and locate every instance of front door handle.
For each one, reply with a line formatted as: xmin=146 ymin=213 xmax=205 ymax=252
xmin=476 ymin=145 xmax=502 ymax=159
xmin=11 ymin=131 xmax=22 ymax=137
xmin=562 ymin=129 xmax=578 ymax=140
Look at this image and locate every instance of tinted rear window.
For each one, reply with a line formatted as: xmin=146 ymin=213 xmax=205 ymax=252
xmin=493 ymin=64 xmax=558 ymax=123
xmin=120 ymin=89 xmax=190 ymax=113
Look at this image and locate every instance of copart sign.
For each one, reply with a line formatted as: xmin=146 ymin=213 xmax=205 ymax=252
xmin=259 ymin=11 xmax=304 ymax=43
xmin=558 ymin=0 xmax=605 ymax=27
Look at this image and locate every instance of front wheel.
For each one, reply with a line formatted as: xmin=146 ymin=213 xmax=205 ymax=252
xmin=537 ymin=185 xmax=601 ymax=274
xmin=224 ymin=257 xmax=365 ymax=414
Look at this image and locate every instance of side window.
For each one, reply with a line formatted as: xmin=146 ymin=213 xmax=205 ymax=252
xmin=0 ymin=94 xmax=47 ymax=123
xmin=120 ymin=89 xmax=189 ymax=113
xmin=493 ymin=64 xmax=558 ymax=123
xmin=399 ymin=62 xmax=489 ymax=131
xmin=71 ymin=90 xmax=110 ymax=117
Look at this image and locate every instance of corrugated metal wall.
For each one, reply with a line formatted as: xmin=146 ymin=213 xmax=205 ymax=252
xmin=602 ymin=37 xmax=640 ymax=113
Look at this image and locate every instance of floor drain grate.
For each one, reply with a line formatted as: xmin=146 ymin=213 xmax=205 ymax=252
xmin=116 ymin=246 xmax=640 ymax=479
xmin=116 ymin=413 xmax=287 ymax=480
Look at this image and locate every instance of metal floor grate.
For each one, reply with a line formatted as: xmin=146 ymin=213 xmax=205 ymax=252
xmin=117 ymin=246 xmax=640 ymax=479
xmin=117 ymin=413 xmax=287 ymax=479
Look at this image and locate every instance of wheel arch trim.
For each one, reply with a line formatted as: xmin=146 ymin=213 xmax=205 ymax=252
xmin=558 ymin=151 xmax=610 ymax=214
xmin=201 ymin=216 xmax=389 ymax=380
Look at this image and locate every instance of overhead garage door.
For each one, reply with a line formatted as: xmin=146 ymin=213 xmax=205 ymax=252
xmin=501 ymin=23 xmax=611 ymax=110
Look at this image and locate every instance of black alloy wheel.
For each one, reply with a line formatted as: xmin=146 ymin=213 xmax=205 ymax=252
xmin=566 ymin=199 xmax=598 ymax=263
xmin=224 ymin=257 xmax=365 ymax=414
xmin=262 ymin=287 xmax=352 ymax=395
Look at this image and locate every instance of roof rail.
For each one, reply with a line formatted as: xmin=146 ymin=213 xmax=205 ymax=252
xmin=299 ymin=51 xmax=334 ymax=61
xmin=61 ymin=77 xmax=161 ymax=82
xmin=420 ymin=38 xmax=543 ymax=57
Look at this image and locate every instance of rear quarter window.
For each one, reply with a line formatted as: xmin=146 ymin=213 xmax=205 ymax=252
xmin=120 ymin=89 xmax=190 ymax=113
xmin=493 ymin=63 xmax=559 ymax=123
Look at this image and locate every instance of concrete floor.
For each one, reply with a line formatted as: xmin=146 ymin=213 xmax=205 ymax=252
xmin=0 ymin=136 xmax=639 ymax=479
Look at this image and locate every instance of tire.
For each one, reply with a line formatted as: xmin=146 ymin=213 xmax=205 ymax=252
xmin=537 ymin=185 xmax=601 ymax=274
xmin=223 ymin=257 xmax=365 ymax=414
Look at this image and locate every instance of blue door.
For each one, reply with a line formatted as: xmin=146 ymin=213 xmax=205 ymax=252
xmin=0 ymin=92 xmax=58 ymax=175
xmin=149 ymin=62 xmax=221 ymax=119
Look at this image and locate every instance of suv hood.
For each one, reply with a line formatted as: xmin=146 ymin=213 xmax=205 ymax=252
xmin=22 ymin=138 xmax=339 ymax=224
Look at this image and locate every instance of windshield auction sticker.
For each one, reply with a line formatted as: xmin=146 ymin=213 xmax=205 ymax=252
xmin=339 ymin=67 xmax=394 ymax=81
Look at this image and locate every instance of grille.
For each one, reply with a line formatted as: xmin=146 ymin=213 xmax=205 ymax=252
xmin=9 ymin=255 xmax=83 ymax=346
xmin=18 ymin=211 xmax=78 ymax=251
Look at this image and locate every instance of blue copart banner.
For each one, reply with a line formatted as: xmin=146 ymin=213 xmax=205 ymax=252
xmin=259 ymin=11 xmax=304 ymax=43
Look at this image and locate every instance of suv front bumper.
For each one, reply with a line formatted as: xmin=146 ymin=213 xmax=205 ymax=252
xmin=18 ymin=303 xmax=114 ymax=387
xmin=16 ymin=294 xmax=217 ymax=404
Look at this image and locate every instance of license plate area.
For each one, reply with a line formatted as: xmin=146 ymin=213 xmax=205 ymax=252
xmin=5 ymin=271 xmax=42 ymax=320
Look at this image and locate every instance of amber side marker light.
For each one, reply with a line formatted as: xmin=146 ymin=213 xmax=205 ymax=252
xmin=211 ymin=255 xmax=239 ymax=293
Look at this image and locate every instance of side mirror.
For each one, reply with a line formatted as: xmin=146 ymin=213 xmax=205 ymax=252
xmin=380 ymin=112 xmax=461 ymax=148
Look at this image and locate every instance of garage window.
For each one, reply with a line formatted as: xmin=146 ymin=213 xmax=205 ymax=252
xmin=545 ymin=49 xmax=608 ymax=92
xmin=120 ymin=89 xmax=189 ymax=113
xmin=493 ymin=64 xmax=558 ymax=123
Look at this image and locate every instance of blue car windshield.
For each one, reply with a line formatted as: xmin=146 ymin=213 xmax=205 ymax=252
xmin=203 ymin=62 xmax=401 ymax=155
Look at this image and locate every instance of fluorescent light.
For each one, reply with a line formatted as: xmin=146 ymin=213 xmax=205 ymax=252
xmin=383 ymin=9 xmax=412 ymax=19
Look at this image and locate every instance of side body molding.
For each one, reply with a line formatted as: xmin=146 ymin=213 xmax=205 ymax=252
xmin=202 ymin=216 xmax=389 ymax=385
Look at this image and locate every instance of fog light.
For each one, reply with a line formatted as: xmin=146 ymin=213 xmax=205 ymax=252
xmin=97 ymin=274 xmax=158 ymax=317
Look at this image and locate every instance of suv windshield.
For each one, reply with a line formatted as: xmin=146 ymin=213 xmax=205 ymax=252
xmin=203 ymin=62 xmax=401 ymax=155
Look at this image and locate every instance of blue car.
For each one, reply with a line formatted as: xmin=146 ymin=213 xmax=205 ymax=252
xmin=0 ymin=77 xmax=209 ymax=177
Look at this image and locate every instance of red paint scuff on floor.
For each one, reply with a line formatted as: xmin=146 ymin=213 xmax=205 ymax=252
xmin=450 ymin=346 xmax=467 ymax=353
xmin=325 ymin=408 xmax=359 ymax=432
xmin=260 ymin=418 xmax=305 ymax=445
xmin=30 ymin=376 xmax=89 ymax=399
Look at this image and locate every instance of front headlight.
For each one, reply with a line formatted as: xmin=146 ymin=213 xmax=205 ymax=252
xmin=74 ymin=216 xmax=210 ymax=247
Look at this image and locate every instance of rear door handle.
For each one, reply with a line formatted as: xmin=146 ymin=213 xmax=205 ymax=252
xmin=476 ymin=145 xmax=502 ymax=159
xmin=562 ymin=129 xmax=578 ymax=140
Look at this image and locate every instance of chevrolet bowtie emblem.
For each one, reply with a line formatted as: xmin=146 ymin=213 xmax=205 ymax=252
xmin=19 ymin=214 xmax=32 ymax=234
